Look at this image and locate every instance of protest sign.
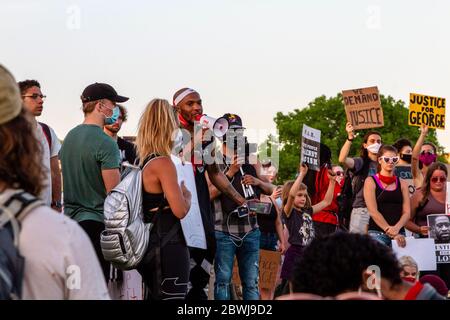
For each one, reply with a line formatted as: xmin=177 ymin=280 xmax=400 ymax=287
xmin=427 ymin=214 xmax=450 ymax=264
xmin=301 ymin=124 xmax=321 ymax=171
xmin=232 ymin=250 xmax=282 ymax=290
xmin=409 ymin=93 xmax=445 ymax=130
xmin=342 ymin=86 xmax=384 ymax=130
xmin=171 ymin=154 xmax=207 ymax=249
xmin=392 ymin=237 xmax=436 ymax=271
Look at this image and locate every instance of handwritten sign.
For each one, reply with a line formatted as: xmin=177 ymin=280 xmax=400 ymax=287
xmin=342 ymin=86 xmax=384 ymax=130
xmin=301 ymin=124 xmax=321 ymax=171
xmin=232 ymin=250 xmax=282 ymax=290
xmin=409 ymin=93 xmax=446 ymax=130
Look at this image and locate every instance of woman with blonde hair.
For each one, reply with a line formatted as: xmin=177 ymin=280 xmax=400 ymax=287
xmin=135 ymin=98 xmax=192 ymax=300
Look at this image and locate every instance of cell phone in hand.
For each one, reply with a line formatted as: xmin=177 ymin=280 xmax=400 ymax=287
xmin=247 ymin=200 xmax=272 ymax=215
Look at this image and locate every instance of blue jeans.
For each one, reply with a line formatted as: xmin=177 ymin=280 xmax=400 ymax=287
xmin=368 ymin=231 xmax=392 ymax=247
xmin=214 ymin=229 xmax=260 ymax=300
xmin=368 ymin=230 xmax=405 ymax=247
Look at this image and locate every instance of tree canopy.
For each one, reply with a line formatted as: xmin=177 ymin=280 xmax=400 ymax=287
xmin=260 ymin=93 xmax=444 ymax=182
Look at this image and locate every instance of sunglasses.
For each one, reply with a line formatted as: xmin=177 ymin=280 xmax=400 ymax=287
xmin=431 ymin=176 xmax=446 ymax=183
xmin=22 ymin=94 xmax=46 ymax=100
xmin=380 ymin=156 xmax=399 ymax=164
xmin=421 ymin=150 xmax=434 ymax=155
xmin=335 ymin=171 xmax=344 ymax=176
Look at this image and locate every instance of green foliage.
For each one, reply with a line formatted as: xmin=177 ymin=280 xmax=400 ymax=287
xmin=259 ymin=93 xmax=444 ymax=182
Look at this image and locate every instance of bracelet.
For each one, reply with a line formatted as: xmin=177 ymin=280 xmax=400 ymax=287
xmin=347 ymin=137 xmax=354 ymax=142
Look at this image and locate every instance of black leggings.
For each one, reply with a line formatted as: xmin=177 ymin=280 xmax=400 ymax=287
xmin=138 ymin=232 xmax=190 ymax=300
xmin=78 ymin=220 xmax=110 ymax=281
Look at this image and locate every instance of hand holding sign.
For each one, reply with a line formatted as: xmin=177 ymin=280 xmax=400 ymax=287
xmin=409 ymin=93 xmax=446 ymax=130
xmin=342 ymin=86 xmax=384 ymax=130
xmin=345 ymin=122 xmax=356 ymax=140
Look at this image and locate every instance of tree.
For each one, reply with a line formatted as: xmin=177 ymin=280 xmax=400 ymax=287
xmin=259 ymin=93 xmax=444 ymax=182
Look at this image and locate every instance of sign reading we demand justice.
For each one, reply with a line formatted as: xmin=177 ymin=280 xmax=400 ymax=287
xmin=409 ymin=93 xmax=446 ymax=130
xmin=342 ymin=86 xmax=384 ymax=130
xmin=301 ymin=124 xmax=321 ymax=171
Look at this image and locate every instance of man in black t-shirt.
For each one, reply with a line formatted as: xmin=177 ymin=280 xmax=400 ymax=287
xmin=104 ymin=104 xmax=137 ymax=167
xmin=173 ymin=88 xmax=249 ymax=300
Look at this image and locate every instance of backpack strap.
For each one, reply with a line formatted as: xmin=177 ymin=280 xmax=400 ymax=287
xmin=0 ymin=190 xmax=44 ymax=247
xmin=38 ymin=122 xmax=52 ymax=150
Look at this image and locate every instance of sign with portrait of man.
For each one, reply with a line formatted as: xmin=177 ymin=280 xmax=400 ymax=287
xmin=427 ymin=214 xmax=450 ymax=264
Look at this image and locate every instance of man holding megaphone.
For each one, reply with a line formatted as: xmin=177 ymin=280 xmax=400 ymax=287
xmin=173 ymin=88 xmax=250 ymax=300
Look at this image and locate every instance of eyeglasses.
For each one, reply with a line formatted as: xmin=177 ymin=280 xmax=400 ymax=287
xmin=421 ymin=150 xmax=434 ymax=155
xmin=380 ymin=156 xmax=399 ymax=164
xmin=431 ymin=176 xmax=446 ymax=183
xmin=22 ymin=94 xmax=46 ymax=100
xmin=335 ymin=171 xmax=344 ymax=176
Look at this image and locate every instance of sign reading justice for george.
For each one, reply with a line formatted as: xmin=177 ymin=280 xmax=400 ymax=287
xmin=408 ymin=93 xmax=445 ymax=130
xmin=342 ymin=86 xmax=384 ymax=130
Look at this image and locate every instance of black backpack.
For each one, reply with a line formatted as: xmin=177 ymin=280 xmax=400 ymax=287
xmin=0 ymin=190 xmax=43 ymax=300
xmin=336 ymin=159 xmax=371 ymax=230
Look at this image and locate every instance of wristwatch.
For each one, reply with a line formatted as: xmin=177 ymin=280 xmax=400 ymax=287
xmin=51 ymin=201 xmax=62 ymax=209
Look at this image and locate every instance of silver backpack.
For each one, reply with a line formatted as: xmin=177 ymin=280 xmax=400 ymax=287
xmin=101 ymin=157 xmax=157 ymax=270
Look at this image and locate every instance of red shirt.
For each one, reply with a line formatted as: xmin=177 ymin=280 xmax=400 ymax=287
xmin=311 ymin=167 xmax=341 ymax=225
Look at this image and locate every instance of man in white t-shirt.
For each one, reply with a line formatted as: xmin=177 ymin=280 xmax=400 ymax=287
xmin=18 ymin=80 xmax=62 ymax=211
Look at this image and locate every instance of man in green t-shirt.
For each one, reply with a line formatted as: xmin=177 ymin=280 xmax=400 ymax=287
xmin=59 ymin=82 xmax=129 ymax=280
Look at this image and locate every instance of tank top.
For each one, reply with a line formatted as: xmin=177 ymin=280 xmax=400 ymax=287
xmin=141 ymin=154 xmax=181 ymax=235
xmin=368 ymin=175 xmax=404 ymax=232
xmin=415 ymin=194 xmax=446 ymax=227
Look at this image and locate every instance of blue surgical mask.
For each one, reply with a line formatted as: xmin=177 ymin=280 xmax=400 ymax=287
xmin=104 ymin=106 xmax=120 ymax=125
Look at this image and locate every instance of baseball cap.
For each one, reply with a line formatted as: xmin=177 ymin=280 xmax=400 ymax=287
xmin=81 ymin=82 xmax=129 ymax=103
xmin=0 ymin=65 xmax=22 ymax=125
xmin=222 ymin=113 xmax=245 ymax=130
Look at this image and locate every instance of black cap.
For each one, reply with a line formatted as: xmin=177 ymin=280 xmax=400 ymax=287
xmin=81 ymin=83 xmax=129 ymax=103
xmin=222 ymin=113 xmax=245 ymax=130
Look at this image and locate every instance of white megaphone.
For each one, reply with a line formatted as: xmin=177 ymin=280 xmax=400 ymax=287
xmin=197 ymin=114 xmax=229 ymax=137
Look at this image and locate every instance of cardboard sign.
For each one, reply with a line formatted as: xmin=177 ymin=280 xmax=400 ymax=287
xmin=392 ymin=237 xmax=437 ymax=271
xmin=408 ymin=93 xmax=446 ymax=130
xmin=427 ymin=214 xmax=450 ymax=264
xmin=342 ymin=86 xmax=384 ymax=130
xmin=108 ymin=270 xmax=144 ymax=300
xmin=231 ymin=249 xmax=282 ymax=290
xmin=301 ymin=124 xmax=321 ymax=171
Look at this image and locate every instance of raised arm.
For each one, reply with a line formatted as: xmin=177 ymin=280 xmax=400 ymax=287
xmin=284 ymin=163 xmax=308 ymax=218
xmin=338 ymin=122 xmax=356 ymax=169
xmin=412 ymin=124 xmax=428 ymax=187
xmin=311 ymin=171 xmax=337 ymax=214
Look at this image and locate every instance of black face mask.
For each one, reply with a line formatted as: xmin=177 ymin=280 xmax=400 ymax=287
xmin=400 ymin=154 xmax=412 ymax=164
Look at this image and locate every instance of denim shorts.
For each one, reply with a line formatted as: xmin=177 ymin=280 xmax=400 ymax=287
xmin=349 ymin=207 xmax=370 ymax=234
xmin=368 ymin=230 xmax=406 ymax=248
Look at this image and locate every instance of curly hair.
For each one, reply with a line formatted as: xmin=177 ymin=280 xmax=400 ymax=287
xmin=393 ymin=138 xmax=412 ymax=154
xmin=18 ymin=79 xmax=41 ymax=94
xmin=290 ymin=232 xmax=402 ymax=297
xmin=0 ymin=109 xmax=45 ymax=196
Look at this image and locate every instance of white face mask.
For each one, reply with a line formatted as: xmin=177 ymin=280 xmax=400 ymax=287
xmin=366 ymin=143 xmax=381 ymax=154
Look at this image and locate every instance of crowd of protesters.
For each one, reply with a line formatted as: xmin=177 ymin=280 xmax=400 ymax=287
xmin=0 ymin=63 xmax=448 ymax=301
